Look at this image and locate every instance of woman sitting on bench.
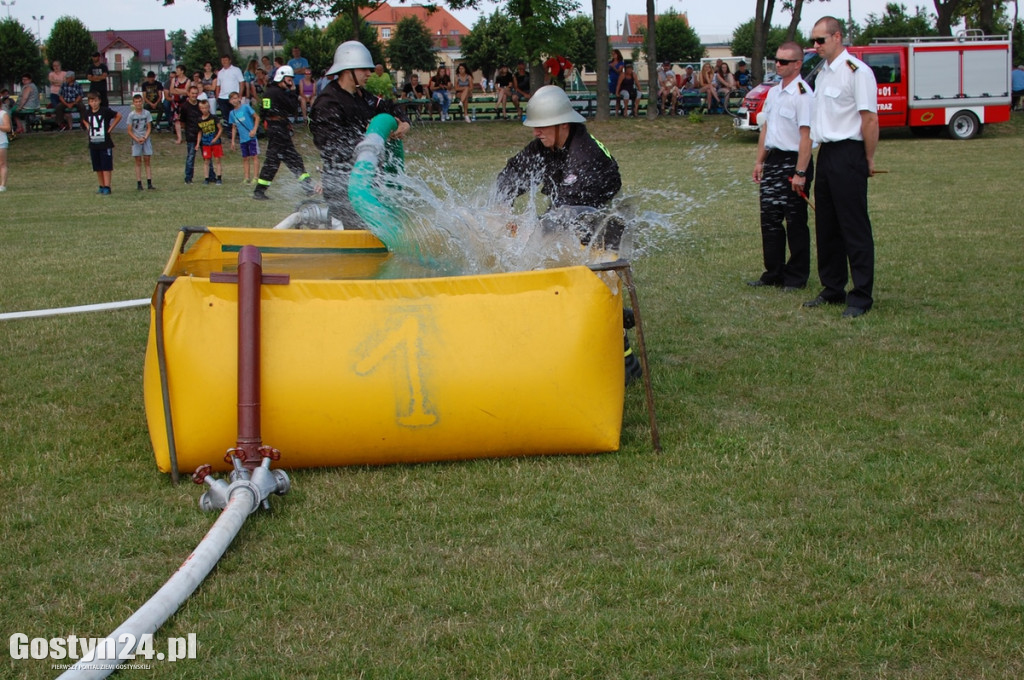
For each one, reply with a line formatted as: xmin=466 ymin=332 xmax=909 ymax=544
xmin=453 ymin=63 xmax=474 ymax=123
xmin=13 ymin=74 xmax=40 ymax=135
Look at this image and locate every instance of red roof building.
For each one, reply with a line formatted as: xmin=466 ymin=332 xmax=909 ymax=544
xmin=621 ymin=12 xmax=689 ymax=45
xmin=359 ymin=3 xmax=471 ymax=49
xmin=90 ymin=29 xmax=172 ymax=74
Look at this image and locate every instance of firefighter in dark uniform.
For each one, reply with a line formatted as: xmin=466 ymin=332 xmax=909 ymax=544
xmin=310 ymin=41 xmax=410 ymax=226
xmin=805 ymin=16 xmax=879 ymax=318
xmin=496 ymin=85 xmax=622 ymax=247
xmin=748 ymin=41 xmax=815 ymax=290
xmin=496 ymin=85 xmax=641 ymax=384
xmin=253 ymin=65 xmax=313 ymax=200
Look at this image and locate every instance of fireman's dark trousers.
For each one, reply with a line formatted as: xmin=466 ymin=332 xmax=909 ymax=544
xmin=813 ymin=139 xmax=875 ymax=310
xmin=758 ymin=150 xmax=812 ymax=288
xmin=256 ymin=123 xmax=307 ymax=191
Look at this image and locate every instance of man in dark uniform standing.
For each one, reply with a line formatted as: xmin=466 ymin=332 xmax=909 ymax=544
xmin=253 ymin=65 xmax=313 ymax=200
xmin=309 ymin=41 xmax=410 ymax=226
xmin=804 ymin=16 xmax=879 ymax=318
xmin=748 ymin=41 xmax=815 ymax=291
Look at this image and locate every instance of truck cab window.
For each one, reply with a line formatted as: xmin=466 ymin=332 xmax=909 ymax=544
xmin=865 ymin=53 xmax=901 ymax=83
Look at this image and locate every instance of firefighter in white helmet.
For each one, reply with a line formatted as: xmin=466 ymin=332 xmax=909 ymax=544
xmin=310 ymin=40 xmax=411 ymax=226
xmin=496 ymin=86 xmax=640 ymax=385
xmin=253 ymin=65 xmax=314 ymax=199
xmin=496 ymin=85 xmax=621 ymax=236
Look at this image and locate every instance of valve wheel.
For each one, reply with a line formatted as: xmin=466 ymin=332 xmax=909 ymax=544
xmin=191 ymin=464 xmax=213 ymax=484
xmin=259 ymin=445 xmax=281 ymax=461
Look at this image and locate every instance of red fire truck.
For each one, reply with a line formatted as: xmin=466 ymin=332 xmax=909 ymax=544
xmin=733 ymin=32 xmax=1013 ymax=140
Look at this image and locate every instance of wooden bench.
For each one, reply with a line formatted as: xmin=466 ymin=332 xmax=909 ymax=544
xmin=396 ymin=89 xmax=672 ymax=122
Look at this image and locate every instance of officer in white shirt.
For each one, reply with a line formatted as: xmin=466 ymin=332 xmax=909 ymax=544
xmin=749 ymin=41 xmax=815 ymax=290
xmin=804 ymin=16 xmax=879 ymax=318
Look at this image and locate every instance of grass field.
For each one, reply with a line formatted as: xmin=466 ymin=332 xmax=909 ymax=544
xmin=2 ymin=113 xmax=1024 ymax=679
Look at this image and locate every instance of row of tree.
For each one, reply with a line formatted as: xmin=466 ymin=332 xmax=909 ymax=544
xmin=3 ymin=1 xmax=1021 ymax=115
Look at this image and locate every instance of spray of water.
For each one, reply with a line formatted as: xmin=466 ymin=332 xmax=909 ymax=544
xmin=351 ymin=152 xmax=721 ymax=278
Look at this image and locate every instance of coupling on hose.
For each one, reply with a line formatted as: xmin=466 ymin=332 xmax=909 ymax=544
xmin=193 ymin=452 xmax=290 ymax=513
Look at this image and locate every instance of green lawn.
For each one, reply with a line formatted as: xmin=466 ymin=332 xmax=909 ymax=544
xmin=2 ymin=114 xmax=1024 ymax=679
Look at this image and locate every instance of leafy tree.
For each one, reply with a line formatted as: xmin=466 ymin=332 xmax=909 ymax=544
xmin=781 ymin=0 xmax=821 ymax=42
xmin=1013 ymin=18 xmax=1023 ymax=67
xmin=452 ymin=0 xmax=581 ymax=88
xmin=749 ymin=0 xmax=778 ymax=84
xmin=460 ymin=11 xmax=519 ymax=82
xmin=125 ymin=57 xmax=145 ymax=90
xmin=182 ymin=26 xmax=220 ymax=73
xmin=562 ymin=14 xmax=596 ymax=72
xmin=636 ymin=9 xmax=704 ymax=63
xmin=745 ymin=0 xmax=814 ymax=85
xmin=932 ymin=0 xmax=964 ymax=35
xmin=731 ymin=19 xmax=804 ymax=62
xmin=169 ymin=29 xmax=189 ymax=62
xmin=325 ymin=13 xmax=385 ymax=65
xmin=45 ymin=16 xmax=97 ymax=75
xmin=285 ymin=25 xmax=335 ymax=75
xmin=162 ymin=0 xmax=388 ymax=63
xmin=956 ymin=0 xmax=1013 ymax=34
xmin=0 ymin=19 xmax=44 ymax=89
xmin=857 ymin=3 xmax=937 ymax=44
xmin=162 ymin=0 xmax=248 ymax=57
xmin=386 ymin=15 xmax=438 ymax=78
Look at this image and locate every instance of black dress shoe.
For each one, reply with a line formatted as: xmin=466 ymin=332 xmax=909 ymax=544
xmin=842 ymin=306 xmax=868 ymax=319
xmin=803 ymin=295 xmax=844 ymax=308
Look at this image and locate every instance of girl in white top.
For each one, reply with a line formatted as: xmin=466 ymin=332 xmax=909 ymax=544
xmin=454 ymin=64 xmax=474 ymax=123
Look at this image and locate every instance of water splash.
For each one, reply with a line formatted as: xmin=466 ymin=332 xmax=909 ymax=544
xmin=354 ymin=156 xmax=706 ymax=278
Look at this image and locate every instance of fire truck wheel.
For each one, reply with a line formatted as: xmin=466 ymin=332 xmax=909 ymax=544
xmin=947 ymin=110 xmax=981 ymax=140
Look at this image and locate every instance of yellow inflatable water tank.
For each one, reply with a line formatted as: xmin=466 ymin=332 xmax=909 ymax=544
xmin=144 ymin=227 xmax=625 ymax=474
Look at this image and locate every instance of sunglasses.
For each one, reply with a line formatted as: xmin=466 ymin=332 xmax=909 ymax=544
xmin=774 ymin=58 xmax=798 ymax=65
xmin=811 ymin=36 xmax=829 ymax=45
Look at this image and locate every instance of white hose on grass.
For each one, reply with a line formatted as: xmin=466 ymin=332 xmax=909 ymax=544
xmin=0 ymin=298 xmax=150 ymax=321
xmin=56 ymin=487 xmax=258 ymax=680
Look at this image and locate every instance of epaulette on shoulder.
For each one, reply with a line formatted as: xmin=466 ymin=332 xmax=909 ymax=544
xmin=846 ymin=59 xmax=859 ymax=72
xmin=797 ymin=82 xmax=807 ymax=94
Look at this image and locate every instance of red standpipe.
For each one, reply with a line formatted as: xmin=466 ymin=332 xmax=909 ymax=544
xmin=235 ymin=245 xmax=263 ymax=468
xmin=209 ymin=246 xmax=289 ymax=471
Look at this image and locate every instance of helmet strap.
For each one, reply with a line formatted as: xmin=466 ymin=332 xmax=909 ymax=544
xmin=338 ymin=69 xmax=361 ymax=94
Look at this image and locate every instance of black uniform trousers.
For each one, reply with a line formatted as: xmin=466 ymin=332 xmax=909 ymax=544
xmin=321 ymin=162 xmax=364 ymax=228
xmin=257 ymin=121 xmax=306 ymax=187
xmin=813 ymin=139 xmax=874 ymax=310
xmin=759 ymin=149 xmax=813 ymax=288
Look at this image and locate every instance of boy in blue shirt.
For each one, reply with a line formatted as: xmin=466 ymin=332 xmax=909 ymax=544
xmin=227 ymin=91 xmax=261 ymax=184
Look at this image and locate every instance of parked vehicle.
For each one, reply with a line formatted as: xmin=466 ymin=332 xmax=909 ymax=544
xmin=733 ymin=31 xmax=1013 ymax=140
